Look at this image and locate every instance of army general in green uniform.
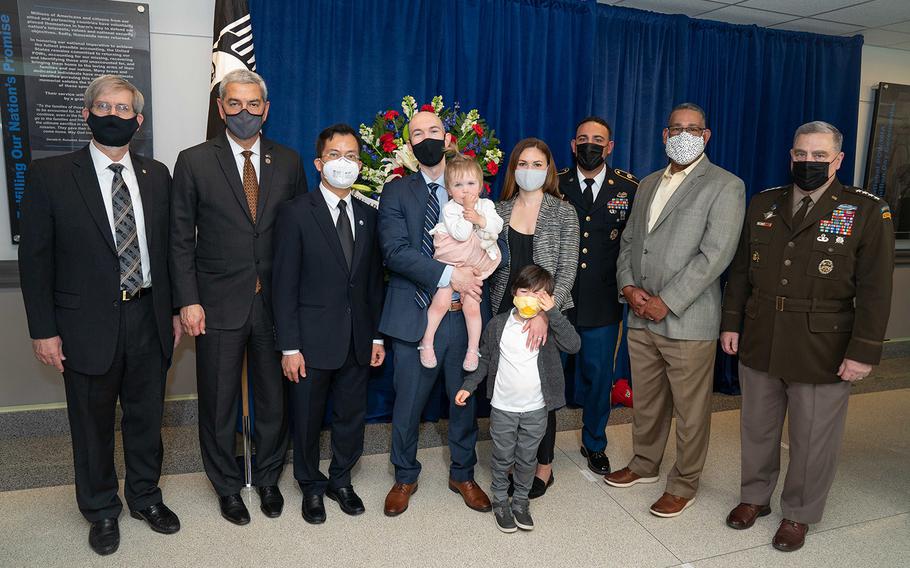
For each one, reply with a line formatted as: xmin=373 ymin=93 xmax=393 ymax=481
xmin=720 ymin=121 xmax=895 ymax=552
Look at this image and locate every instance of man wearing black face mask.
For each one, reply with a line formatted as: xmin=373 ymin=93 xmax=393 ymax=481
xmin=170 ymin=69 xmax=308 ymax=525
xmin=19 ymin=75 xmax=181 ymax=555
xmin=721 ymin=121 xmax=894 ymax=552
xmin=558 ymin=116 xmax=638 ymax=479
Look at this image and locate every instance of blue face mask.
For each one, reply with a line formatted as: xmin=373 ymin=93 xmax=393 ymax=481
xmin=224 ymin=109 xmax=263 ymax=139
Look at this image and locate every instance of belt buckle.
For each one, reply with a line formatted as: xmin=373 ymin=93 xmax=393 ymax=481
xmin=775 ymin=296 xmax=785 ymax=311
xmin=449 ymin=300 xmax=462 ymax=312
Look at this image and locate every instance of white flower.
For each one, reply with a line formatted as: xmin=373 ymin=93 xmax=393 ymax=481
xmin=483 ymin=149 xmax=503 ymax=164
xmin=431 ymin=95 xmax=444 ymax=113
xmin=392 ymin=145 xmax=419 ymax=172
xmin=401 ymin=95 xmax=417 ymax=119
xmin=359 ymin=124 xmax=374 ymax=145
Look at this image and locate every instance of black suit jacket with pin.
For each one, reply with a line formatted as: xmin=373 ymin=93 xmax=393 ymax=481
xmin=18 ymin=145 xmax=175 ymax=375
xmin=169 ymin=132 xmax=308 ymax=329
xmin=271 ymin=191 xmax=384 ymax=370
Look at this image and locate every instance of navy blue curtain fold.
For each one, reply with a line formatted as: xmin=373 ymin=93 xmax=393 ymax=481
xmin=249 ymin=0 xmax=863 ymax=418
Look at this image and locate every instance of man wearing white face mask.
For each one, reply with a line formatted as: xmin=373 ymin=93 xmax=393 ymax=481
xmin=272 ymin=123 xmax=385 ymax=524
xmin=610 ymin=103 xmax=745 ymax=518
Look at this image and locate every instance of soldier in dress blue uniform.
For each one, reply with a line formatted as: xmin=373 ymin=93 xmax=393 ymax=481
xmin=559 ymin=116 xmax=638 ymax=475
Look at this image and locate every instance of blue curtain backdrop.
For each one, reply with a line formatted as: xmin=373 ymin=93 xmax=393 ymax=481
xmin=248 ymin=0 xmax=863 ymax=419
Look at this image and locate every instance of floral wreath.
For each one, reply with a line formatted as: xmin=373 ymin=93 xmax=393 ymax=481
xmin=353 ymin=95 xmax=502 ymax=206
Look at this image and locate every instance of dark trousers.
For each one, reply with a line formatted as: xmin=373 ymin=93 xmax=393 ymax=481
xmin=290 ymin=343 xmax=368 ymax=496
xmin=390 ymin=310 xmax=477 ymax=484
xmin=577 ymin=324 xmax=620 ymax=452
xmin=536 ymin=410 xmax=557 ymax=465
xmin=62 ymin=292 xmax=167 ymax=522
xmin=195 ymin=293 xmax=289 ymax=496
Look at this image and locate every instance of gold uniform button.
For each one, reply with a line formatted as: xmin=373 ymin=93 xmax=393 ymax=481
xmin=581 ymin=262 xmax=587 ymax=269
xmin=582 ymin=248 xmax=588 ymax=254
xmin=784 ymin=259 xmax=791 ymax=266
xmin=781 ymin=278 xmax=789 ymax=285
xmin=585 ymin=216 xmax=591 ymax=222
xmin=787 ymin=241 xmax=795 ymax=248
xmin=583 ymin=232 xmax=589 ymax=238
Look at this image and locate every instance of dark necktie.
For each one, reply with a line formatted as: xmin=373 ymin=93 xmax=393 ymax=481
xmin=241 ymin=150 xmax=262 ymax=293
xmin=793 ymin=195 xmax=813 ymax=227
xmin=583 ymin=178 xmax=595 ymax=209
xmin=415 ymin=182 xmax=440 ymax=308
xmin=336 ymin=199 xmax=354 ymax=270
xmin=109 ymin=164 xmax=143 ymax=296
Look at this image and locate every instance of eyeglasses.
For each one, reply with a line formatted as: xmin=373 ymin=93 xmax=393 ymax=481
xmin=322 ymin=151 xmax=360 ymax=162
xmin=667 ymin=126 xmax=705 ymax=136
xmin=92 ymin=102 xmax=135 ymax=116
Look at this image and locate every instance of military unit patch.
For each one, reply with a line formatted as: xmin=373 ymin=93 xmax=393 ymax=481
xmin=882 ymin=204 xmax=892 ymax=220
xmin=610 ymin=228 xmax=619 ymax=240
xmin=819 ymin=208 xmax=855 ymax=236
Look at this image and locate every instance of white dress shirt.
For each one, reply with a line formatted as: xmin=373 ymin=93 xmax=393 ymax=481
xmin=89 ymin=141 xmax=151 ymax=287
xmin=226 ymin=134 xmax=261 ymax=183
xmin=490 ymin=310 xmax=546 ymax=413
xmin=647 ymin=153 xmax=705 ymax=233
xmin=576 ymin=164 xmax=607 ymax=202
xmin=282 ymin=183 xmax=382 ymax=356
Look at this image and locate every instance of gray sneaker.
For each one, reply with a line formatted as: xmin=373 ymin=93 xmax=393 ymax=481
xmin=511 ymin=500 xmax=534 ymax=531
xmin=492 ymin=501 xmax=517 ymax=533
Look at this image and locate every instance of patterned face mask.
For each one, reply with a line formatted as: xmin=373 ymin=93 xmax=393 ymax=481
xmin=512 ymin=295 xmax=541 ymax=319
xmin=665 ymin=131 xmax=705 ymax=166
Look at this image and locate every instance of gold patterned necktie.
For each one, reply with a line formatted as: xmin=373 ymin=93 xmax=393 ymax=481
xmin=241 ymin=150 xmax=262 ymax=293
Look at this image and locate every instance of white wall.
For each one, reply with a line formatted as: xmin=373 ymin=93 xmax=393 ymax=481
xmin=0 ymin=0 xmax=214 ymax=261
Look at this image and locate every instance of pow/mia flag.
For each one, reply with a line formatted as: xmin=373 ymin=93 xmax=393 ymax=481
xmin=206 ymin=0 xmax=256 ymax=139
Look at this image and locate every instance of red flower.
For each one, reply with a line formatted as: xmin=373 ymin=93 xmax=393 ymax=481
xmin=383 ymin=110 xmax=399 ymax=120
xmin=392 ymin=167 xmax=406 ymax=176
xmin=472 ymin=124 xmax=484 ymax=137
xmin=486 ymin=161 xmax=498 ymax=175
xmin=463 ymin=149 xmax=477 ymax=158
xmin=483 ymin=182 xmax=491 ymax=196
xmin=379 ymin=132 xmax=397 ymax=152
xmin=420 ymin=104 xmax=435 ymax=112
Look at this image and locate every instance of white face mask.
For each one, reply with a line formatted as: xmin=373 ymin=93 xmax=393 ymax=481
xmin=665 ymin=131 xmax=705 ymax=166
xmin=322 ymin=157 xmax=359 ymax=189
xmin=515 ymin=168 xmax=547 ymax=192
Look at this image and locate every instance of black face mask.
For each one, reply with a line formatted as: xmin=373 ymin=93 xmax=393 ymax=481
xmin=412 ymin=137 xmax=446 ymax=167
xmin=86 ymin=113 xmax=139 ymax=147
xmin=791 ymin=161 xmax=831 ymax=192
xmin=575 ymin=142 xmax=607 ymax=171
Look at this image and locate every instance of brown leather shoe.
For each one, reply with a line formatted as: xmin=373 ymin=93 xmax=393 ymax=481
xmin=383 ymin=482 xmax=417 ymax=517
xmin=448 ymin=479 xmax=492 ymax=512
xmin=772 ymin=519 xmax=808 ymax=552
xmin=649 ymin=492 xmax=695 ymax=518
xmin=726 ymin=502 xmax=772 ymax=530
xmin=604 ymin=467 xmax=659 ymax=488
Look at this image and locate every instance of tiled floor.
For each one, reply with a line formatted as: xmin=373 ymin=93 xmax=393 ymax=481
xmin=1 ymin=389 xmax=908 ymax=568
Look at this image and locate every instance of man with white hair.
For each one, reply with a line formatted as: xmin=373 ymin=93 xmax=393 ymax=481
xmin=720 ymin=121 xmax=894 ymax=551
xmin=170 ymin=69 xmax=308 ymax=525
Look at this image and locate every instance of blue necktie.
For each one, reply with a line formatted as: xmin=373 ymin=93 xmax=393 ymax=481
xmin=415 ymin=182 xmax=440 ymax=308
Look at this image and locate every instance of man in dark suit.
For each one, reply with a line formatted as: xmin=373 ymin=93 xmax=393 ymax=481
xmin=378 ymin=110 xmax=492 ymax=516
xmin=19 ymin=75 xmax=181 ymax=556
xmin=272 ymin=123 xmax=385 ymax=524
xmin=170 ymin=69 xmax=307 ymax=525
xmin=560 ymin=116 xmax=638 ymax=476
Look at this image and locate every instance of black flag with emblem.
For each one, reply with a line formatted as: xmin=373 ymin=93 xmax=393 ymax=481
xmin=206 ymin=0 xmax=257 ymax=140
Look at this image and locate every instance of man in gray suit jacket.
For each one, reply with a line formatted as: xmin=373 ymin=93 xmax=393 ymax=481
xmin=606 ymin=103 xmax=745 ymax=518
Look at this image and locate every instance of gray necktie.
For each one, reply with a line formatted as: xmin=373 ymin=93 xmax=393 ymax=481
xmin=109 ymin=163 xmax=143 ymax=295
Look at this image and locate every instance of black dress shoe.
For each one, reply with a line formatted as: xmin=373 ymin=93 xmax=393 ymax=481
xmin=130 ymin=502 xmax=180 ymax=534
xmin=580 ymin=446 xmax=612 ymax=475
xmin=302 ymin=494 xmax=326 ymax=524
xmin=88 ymin=517 xmax=119 ymax=556
xmin=258 ymin=485 xmax=284 ymax=518
xmin=219 ymin=494 xmax=251 ymax=526
xmin=528 ymin=473 xmax=555 ymax=499
xmin=326 ymin=486 xmax=366 ymax=516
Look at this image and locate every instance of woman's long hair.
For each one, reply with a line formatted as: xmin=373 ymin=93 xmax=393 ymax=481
xmin=499 ymin=137 xmax=562 ymax=201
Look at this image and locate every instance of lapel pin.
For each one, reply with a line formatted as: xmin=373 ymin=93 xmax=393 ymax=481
xmin=142 ymin=169 xmax=146 ymax=174
xmin=358 ymin=219 xmax=364 ymax=226
xmin=264 ymin=154 xmax=272 ymax=165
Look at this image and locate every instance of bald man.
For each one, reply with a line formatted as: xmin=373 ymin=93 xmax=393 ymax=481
xmin=377 ymin=111 xmax=492 ymax=516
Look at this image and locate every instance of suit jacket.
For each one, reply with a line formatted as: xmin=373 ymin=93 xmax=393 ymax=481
xmin=721 ymin=181 xmax=894 ymax=384
xmin=616 ymin=155 xmax=745 ymax=340
xmin=560 ymin=166 xmax=638 ymax=327
xmin=461 ymin=308 xmax=581 ymax=411
xmin=272 ymin=191 xmax=384 ymax=369
xmin=488 ymin=193 xmax=580 ymax=314
xmin=18 ymin=145 xmax=175 ymax=375
xmin=169 ymin=132 xmax=307 ymax=329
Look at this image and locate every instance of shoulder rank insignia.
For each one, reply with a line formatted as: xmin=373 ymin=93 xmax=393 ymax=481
xmin=614 ymin=168 xmax=639 ymax=185
xmin=760 ymin=185 xmax=788 ymax=193
xmin=847 ymin=187 xmax=880 ymax=201
xmin=557 ymin=167 xmax=570 ymax=176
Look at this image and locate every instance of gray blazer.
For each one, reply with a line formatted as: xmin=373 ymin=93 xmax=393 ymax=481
xmin=461 ymin=308 xmax=581 ymax=411
xmin=616 ymin=155 xmax=745 ymax=340
xmin=489 ymin=193 xmax=580 ymax=314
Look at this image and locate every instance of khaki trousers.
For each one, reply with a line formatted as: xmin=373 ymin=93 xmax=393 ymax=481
xmin=627 ymin=328 xmax=716 ymax=499
xmin=739 ymin=363 xmax=851 ymax=524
